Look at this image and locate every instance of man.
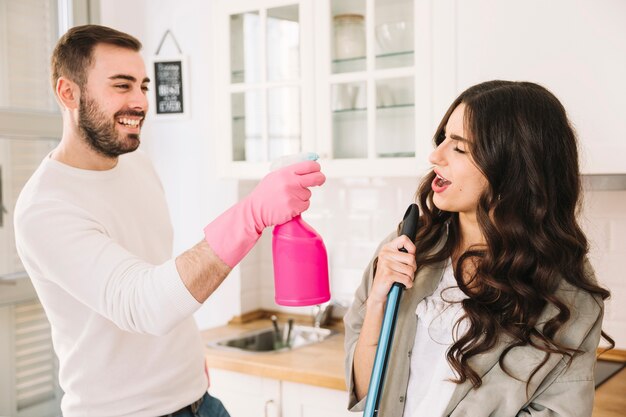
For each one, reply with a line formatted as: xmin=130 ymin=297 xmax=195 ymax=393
xmin=14 ymin=24 xmax=325 ymax=417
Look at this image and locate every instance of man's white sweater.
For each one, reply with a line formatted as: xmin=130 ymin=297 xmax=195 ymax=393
xmin=14 ymin=150 xmax=208 ymax=417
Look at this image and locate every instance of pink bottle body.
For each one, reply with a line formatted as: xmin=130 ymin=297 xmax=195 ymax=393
xmin=272 ymin=215 xmax=330 ymax=306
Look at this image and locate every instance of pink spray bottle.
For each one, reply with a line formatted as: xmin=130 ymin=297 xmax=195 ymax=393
xmin=271 ymin=153 xmax=331 ymax=306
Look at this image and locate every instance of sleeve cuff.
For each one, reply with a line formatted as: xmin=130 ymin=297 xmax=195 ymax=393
xmin=154 ymin=259 xmax=202 ymax=319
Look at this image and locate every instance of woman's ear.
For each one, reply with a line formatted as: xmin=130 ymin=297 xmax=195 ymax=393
xmin=56 ymin=77 xmax=80 ymax=110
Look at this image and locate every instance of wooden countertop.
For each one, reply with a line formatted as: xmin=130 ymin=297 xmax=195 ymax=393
xmin=593 ymin=359 xmax=626 ymax=417
xmin=201 ymin=311 xmax=347 ymax=391
xmin=202 ymin=311 xmax=626 ymax=415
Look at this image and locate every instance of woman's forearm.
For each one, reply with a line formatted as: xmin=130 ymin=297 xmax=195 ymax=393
xmin=353 ymin=298 xmax=386 ymax=400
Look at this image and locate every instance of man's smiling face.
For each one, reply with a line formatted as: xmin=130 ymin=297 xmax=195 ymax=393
xmin=78 ymin=43 xmax=150 ymax=157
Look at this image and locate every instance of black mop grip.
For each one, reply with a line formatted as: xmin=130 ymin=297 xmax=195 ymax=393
xmin=394 ymin=203 xmax=420 ymax=287
xmin=399 ymin=203 xmax=420 ymax=251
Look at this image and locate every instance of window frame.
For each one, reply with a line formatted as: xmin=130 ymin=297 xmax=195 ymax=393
xmin=0 ymin=0 xmax=97 ymax=140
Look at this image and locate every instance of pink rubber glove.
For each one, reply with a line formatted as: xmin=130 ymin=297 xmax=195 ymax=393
xmin=204 ymin=160 xmax=326 ymax=267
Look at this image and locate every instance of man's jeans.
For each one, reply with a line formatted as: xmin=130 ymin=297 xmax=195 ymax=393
xmin=197 ymin=393 xmax=230 ymax=417
xmin=163 ymin=392 xmax=230 ymax=417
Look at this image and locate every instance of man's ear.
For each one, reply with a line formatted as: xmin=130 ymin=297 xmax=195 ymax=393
xmin=56 ymin=77 xmax=80 ymax=110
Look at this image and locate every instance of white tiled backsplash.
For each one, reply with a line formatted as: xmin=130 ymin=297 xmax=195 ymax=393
xmin=239 ymin=178 xmax=626 ymax=349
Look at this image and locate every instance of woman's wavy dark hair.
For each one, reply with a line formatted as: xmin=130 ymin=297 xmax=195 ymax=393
xmin=412 ymin=80 xmax=613 ymax=390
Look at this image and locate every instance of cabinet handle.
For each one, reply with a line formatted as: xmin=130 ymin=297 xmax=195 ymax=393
xmin=264 ymin=399 xmax=278 ymax=417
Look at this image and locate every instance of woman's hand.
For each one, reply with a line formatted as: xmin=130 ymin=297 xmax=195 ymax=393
xmin=353 ymin=234 xmax=418 ymax=400
xmin=368 ymin=235 xmax=417 ymax=307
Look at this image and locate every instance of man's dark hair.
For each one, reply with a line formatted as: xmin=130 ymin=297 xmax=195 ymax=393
xmin=51 ymin=24 xmax=142 ymax=90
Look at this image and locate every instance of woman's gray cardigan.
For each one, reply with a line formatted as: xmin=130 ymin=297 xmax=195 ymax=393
xmin=344 ymin=231 xmax=604 ymax=417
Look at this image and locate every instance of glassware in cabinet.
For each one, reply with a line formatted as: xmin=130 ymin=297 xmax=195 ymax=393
xmin=331 ymin=81 xmax=367 ymax=159
xmin=375 ymin=77 xmax=415 ymax=158
xmin=329 ymin=0 xmax=414 ymax=73
xmin=332 ymin=13 xmax=366 ymax=74
xmin=374 ymin=0 xmax=414 ymax=69
xmin=327 ymin=0 xmax=416 ymax=162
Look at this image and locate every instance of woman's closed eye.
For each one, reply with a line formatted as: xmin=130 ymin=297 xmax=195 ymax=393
xmin=449 ymin=133 xmax=469 ymax=154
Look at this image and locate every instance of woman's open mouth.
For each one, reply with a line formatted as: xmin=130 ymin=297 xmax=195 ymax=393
xmin=432 ymin=172 xmax=452 ymax=193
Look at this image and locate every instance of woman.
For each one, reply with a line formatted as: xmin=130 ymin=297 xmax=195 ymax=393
xmin=344 ymin=80 xmax=613 ymax=417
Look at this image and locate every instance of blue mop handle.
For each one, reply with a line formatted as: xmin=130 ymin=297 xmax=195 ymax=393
xmin=363 ymin=204 xmax=419 ymax=417
xmin=363 ymin=283 xmax=403 ymax=416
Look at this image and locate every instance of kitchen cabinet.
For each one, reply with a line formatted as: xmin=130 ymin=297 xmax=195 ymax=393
xmin=213 ymin=0 xmax=626 ymax=178
xmin=209 ymin=368 xmax=353 ymax=417
xmin=208 ymin=369 xmax=281 ymax=417
xmin=282 ymin=381 xmax=354 ymax=417
xmin=452 ymin=0 xmax=626 ymax=174
xmin=212 ymin=0 xmax=450 ymax=178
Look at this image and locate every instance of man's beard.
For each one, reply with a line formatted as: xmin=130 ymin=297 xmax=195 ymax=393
xmin=78 ymin=93 xmax=144 ymax=158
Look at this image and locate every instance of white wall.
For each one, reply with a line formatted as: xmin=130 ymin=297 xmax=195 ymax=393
xmin=99 ymin=1 xmax=626 ymax=348
xmin=581 ymin=191 xmax=626 ymax=348
xmin=99 ymin=0 xmax=242 ymax=329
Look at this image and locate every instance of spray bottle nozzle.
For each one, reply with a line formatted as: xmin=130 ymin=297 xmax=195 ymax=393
xmin=270 ymin=152 xmax=319 ymax=171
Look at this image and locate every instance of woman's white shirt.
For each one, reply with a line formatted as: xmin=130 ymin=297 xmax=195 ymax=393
xmin=404 ymin=261 xmax=469 ymax=417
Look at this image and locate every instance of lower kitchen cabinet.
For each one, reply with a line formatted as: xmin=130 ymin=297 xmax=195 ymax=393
xmin=281 ymin=381 xmax=353 ymax=417
xmin=208 ymin=369 xmax=281 ymax=417
xmin=208 ymin=369 xmax=353 ymax=417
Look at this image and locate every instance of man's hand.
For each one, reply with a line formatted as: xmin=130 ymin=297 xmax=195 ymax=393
xmin=246 ymin=160 xmax=326 ymax=232
xmin=203 ymin=160 xmax=326 ymax=267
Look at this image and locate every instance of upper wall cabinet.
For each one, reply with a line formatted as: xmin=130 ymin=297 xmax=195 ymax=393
xmin=213 ymin=0 xmax=626 ymax=178
xmin=214 ymin=0 xmax=445 ymax=178
xmin=452 ymin=0 xmax=626 ymax=175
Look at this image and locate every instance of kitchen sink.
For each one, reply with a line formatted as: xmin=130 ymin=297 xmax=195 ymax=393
xmin=207 ymin=324 xmax=337 ymax=354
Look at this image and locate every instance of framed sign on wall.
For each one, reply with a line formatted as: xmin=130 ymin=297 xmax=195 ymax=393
xmin=150 ymin=31 xmax=189 ymax=119
xmin=151 ymin=55 xmax=189 ymax=118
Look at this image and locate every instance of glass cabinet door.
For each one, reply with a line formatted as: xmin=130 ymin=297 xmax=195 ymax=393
xmin=216 ymin=0 xmax=431 ymax=177
xmin=229 ymin=5 xmax=303 ymax=163
xmin=328 ymin=0 xmax=416 ymax=160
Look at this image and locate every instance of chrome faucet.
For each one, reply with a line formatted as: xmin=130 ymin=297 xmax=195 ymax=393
xmin=313 ymin=302 xmax=335 ymax=328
